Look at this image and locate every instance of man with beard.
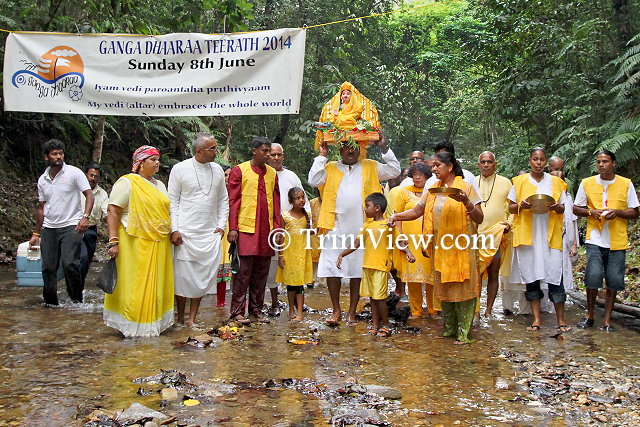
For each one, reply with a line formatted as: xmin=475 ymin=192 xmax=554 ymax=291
xmin=79 ymin=163 xmax=109 ymax=291
xmin=29 ymin=139 xmax=94 ymax=305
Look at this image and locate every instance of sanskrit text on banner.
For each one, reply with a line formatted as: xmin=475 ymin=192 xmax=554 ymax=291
xmin=2 ymin=29 xmax=306 ymax=117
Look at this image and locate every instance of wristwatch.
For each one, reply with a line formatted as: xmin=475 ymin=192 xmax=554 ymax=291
xmin=82 ymin=213 xmax=90 ymax=219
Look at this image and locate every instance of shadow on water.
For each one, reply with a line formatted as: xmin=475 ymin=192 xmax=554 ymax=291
xmin=0 ymin=264 xmax=639 ymax=426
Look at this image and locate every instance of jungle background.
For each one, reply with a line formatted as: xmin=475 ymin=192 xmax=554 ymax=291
xmin=0 ymin=0 xmax=638 ymax=299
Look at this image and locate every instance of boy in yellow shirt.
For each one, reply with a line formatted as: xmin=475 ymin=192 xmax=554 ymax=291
xmin=337 ymin=193 xmax=415 ymax=337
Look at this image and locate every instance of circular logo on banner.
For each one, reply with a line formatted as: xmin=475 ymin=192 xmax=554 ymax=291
xmin=37 ymin=46 xmax=84 ymax=81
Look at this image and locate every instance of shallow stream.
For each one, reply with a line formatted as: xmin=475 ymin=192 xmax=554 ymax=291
xmin=1 ymin=265 xmax=639 ymax=426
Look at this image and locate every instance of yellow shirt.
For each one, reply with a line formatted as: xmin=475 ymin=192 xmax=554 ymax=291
xmin=359 ymin=219 xmax=392 ymax=272
xmin=476 ymin=173 xmax=512 ymax=233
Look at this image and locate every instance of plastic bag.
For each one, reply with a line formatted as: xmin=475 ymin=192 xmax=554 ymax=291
xmin=97 ymin=258 xmax=117 ymax=294
xmin=229 ymin=241 xmax=240 ymax=274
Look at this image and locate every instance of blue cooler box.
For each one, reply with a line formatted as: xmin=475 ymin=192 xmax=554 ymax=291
xmin=16 ymin=242 xmax=64 ymax=286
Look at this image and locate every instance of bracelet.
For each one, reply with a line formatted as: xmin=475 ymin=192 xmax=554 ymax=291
xmin=32 ymin=232 xmax=40 ymax=236
xmin=108 ymin=237 xmax=119 ymax=242
xmin=107 ymin=243 xmax=119 ymax=249
xmin=587 ymin=209 xmax=591 ymax=217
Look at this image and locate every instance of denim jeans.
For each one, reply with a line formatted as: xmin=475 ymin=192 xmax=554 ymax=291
xmin=584 ymin=243 xmax=626 ymax=291
xmin=41 ymin=225 xmax=84 ymax=304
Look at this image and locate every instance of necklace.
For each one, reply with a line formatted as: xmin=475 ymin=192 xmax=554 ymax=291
xmin=481 ymin=174 xmax=497 ymax=206
xmin=192 ymin=159 xmax=214 ymax=196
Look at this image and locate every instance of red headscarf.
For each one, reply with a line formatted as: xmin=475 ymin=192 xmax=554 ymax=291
xmin=131 ymin=145 xmax=160 ymax=173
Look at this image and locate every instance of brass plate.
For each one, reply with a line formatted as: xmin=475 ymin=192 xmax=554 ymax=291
xmin=428 ymin=187 xmax=461 ymax=195
xmin=526 ymin=194 xmax=556 ymax=214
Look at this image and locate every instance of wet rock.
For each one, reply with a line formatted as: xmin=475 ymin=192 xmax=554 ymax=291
xmin=119 ymin=403 xmax=169 ymax=424
xmin=192 ymin=334 xmax=213 ymax=345
xmin=143 ymin=422 xmax=158 ymax=427
xmin=593 ymin=414 xmax=609 ymax=423
xmin=331 ymin=407 xmax=385 ymax=426
xmin=363 ymin=385 xmax=402 ymax=400
xmin=589 ymin=395 xmax=615 ymax=404
xmin=161 ymin=387 xmax=179 ymax=400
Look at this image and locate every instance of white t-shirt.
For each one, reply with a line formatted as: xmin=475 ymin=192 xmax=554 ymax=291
xmin=38 ymin=163 xmax=91 ymax=228
xmin=574 ymin=176 xmax=639 ymax=248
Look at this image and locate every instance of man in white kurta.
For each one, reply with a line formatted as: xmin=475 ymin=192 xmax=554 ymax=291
xmin=308 ymin=136 xmax=401 ymax=324
xmin=169 ymin=133 xmax=229 ymax=327
xmin=265 ymin=143 xmax=310 ymax=315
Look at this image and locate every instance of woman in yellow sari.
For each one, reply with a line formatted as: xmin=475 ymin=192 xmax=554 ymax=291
xmin=393 ymin=162 xmax=439 ymax=318
xmin=104 ymin=145 xmax=174 ymax=337
xmin=390 ymin=152 xmax=483 ymax=343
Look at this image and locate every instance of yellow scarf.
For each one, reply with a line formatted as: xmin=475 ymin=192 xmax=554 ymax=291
xmin=125 ymin=173 xmax=171 ymax=241
xmin=423 ymin=176 xmax=471 ymax=284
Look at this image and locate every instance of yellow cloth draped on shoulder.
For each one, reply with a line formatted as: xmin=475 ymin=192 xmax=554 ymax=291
xmin=423 ymin=176 xmax=481 ymax=303
xmin=104 ymin=174 xmax=174 ymax=337
xmin=314 ymin=82 xmax=381 ymax=151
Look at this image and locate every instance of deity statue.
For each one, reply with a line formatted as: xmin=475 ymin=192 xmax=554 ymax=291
xmin=313 ymin=82 xmax=381 ymax=151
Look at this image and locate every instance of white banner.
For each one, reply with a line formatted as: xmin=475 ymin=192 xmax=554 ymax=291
xmin=3 ymin=29 xmax=306 ymax=116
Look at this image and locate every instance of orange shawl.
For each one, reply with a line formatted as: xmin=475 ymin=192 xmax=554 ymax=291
xmin=423 ymin=176 xmax=473 ymax=284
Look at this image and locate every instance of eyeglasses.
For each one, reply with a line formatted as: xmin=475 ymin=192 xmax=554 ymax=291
xmin=410 ymin=157 xmax=423 ymax=161
xmin=204 ymin=146 xmax=218 ymax=152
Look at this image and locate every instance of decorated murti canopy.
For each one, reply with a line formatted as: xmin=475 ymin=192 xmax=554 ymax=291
xmin=313 ymin=82 xmax=381 ymax=151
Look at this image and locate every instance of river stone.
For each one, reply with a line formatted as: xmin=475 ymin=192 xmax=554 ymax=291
xmin=363 ymin=385 xmax=402 ymax=400
xmin=161 ymin=387 xmax=179 ymax=400
xmin=331 ymin=407 xmax=383 ymax=424
xmin=119 ymin=403 xmax=169 ymax=423
xmin=589 ymin=395 xmax=614 ymax=404
xmin=143 ymin=422 xmax=158 ymax=427
xmin=192 ymin=334 xmax=213 ymax=345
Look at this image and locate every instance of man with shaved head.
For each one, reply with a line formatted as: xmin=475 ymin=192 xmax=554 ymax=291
xmin=476 ymin=151 xmax=513 ymax=316
xmin=548 ymin=156 xmax=565 ymax=173
xmin=266 ymin=142 xmax=309 ymax=315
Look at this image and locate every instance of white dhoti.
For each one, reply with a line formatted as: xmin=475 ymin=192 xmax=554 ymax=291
xmin=174 ymin=232 xmax=222 ymax=298
xmin=168 ymin=158 xmax=229 ymax=299
xmin=316 ymin=170 xmax=366 ymax=279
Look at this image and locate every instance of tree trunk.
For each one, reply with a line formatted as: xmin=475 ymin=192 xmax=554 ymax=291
xmin=222 ymin=119 xmax=233 ymax=163
xmin=612 ymin=0 xmax=633 ymax=48
xmin=92 ymin=116 xmax=106 ymax=163
xmin=273 ymin=114 xmax=291 ymax=145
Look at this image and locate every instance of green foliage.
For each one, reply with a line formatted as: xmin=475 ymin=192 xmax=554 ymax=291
xmin=0 ymin=0 xmax=638 ymax=190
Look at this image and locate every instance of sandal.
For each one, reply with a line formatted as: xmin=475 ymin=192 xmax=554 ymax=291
xmin=376 ymin=327 xmax=391 ymax=337
xmin=527 ymin=325 xmax=541 ymax=331
xmin=325 ymin=318 xmax=340 ymax=327
xmin=255 ymin=315 xmax=271 ymax=323
xmin=233 ymin=315 xmax=251 ymax=325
